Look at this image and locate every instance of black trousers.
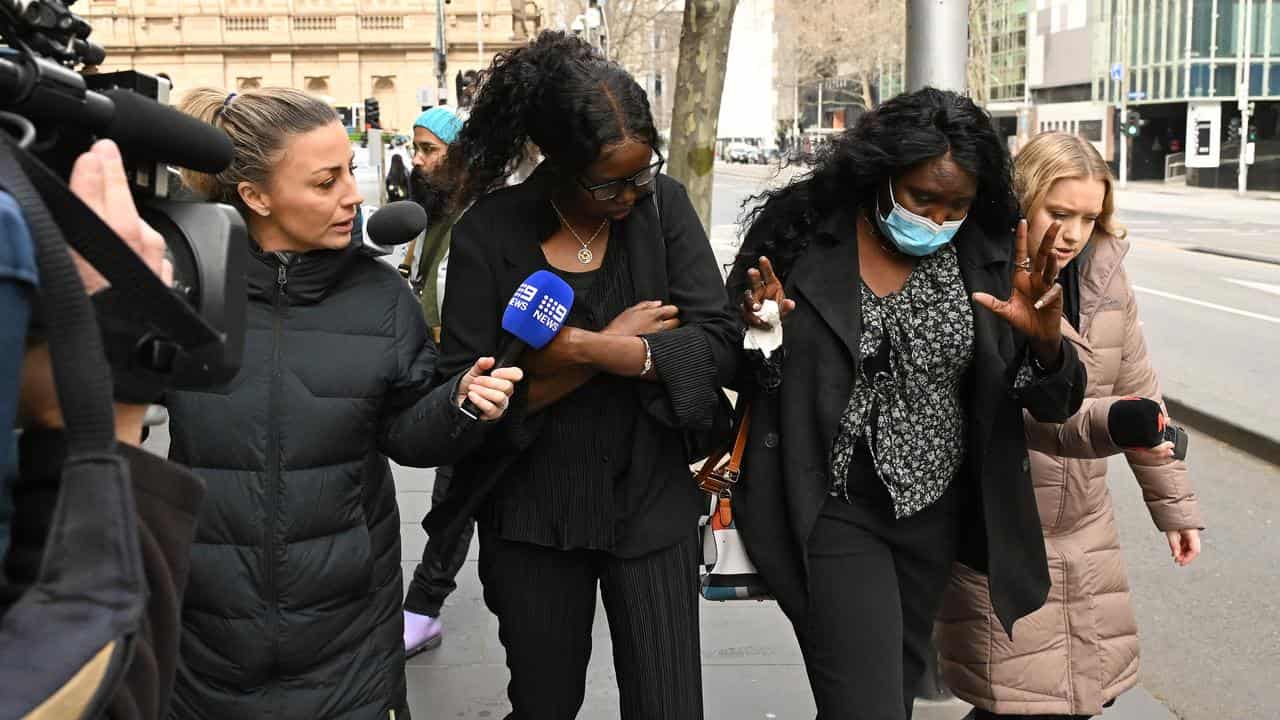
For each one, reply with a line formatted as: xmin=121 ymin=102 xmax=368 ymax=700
xmin=477 ymin=529 xmax=703 ymax=720
xmin=404 ymin=465 xmax=474 ymax=616
xmin=795 ymin=481 xmax=961 ymax=720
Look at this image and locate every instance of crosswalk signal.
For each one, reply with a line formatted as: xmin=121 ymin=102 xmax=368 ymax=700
xmin=364 ymin=97 xmax=381 ymax=130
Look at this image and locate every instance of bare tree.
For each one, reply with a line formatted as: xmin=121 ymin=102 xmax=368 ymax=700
xmin=667 ymin=0 xmax=739 ymax=233
xmin=775 ymin=0 xmax=904 ymax=113
xmin=607 ymin=0 xmax=682 ymax=67
xmin=968 ymin=0 xmax=993 ymax=105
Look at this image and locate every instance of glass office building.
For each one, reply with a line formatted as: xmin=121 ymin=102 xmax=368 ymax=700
xmin=1093 ymin=0 xmax=1280 ymax=187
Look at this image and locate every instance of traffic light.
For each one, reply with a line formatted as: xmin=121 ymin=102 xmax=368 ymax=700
xmin=1122 ymin=110 xmax=1146 ymax=138
xmin=364 ymin=97 xmax=381 ymax=130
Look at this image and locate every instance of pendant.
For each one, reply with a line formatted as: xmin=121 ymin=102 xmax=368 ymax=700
xmin=577 ymin=247 xmax=594 ymax=264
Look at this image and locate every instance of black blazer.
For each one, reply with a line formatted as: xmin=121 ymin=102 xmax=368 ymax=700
xmin=727 ymin=205 xmax=1085 ymax=637
xmin=424 ymin=167 xmax=741 ymax=557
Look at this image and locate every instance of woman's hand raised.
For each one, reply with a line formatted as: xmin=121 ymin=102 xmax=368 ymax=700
xmin=972 ymin=220 xmax=1066 ymax=366
xmin=739 ymin=256 xmax=795 ymax=329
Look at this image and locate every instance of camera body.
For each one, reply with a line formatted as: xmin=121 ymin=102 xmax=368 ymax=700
xmin=1 ymin=0 xmax=246 ymax=390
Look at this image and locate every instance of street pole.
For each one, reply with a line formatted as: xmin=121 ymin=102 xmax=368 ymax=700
xmin=792 ymin=62 xmax=800 ymax=151
xmin=1118 ymin=0 xmax=1129 ymax=188
xmin=432 ymin=0 xmax=448 ymax=103
xmin=903 ymin=0 xmax=968 ymax=706
xmin=1239 ymin=0 xmax=1252 ymax=194
xmin=477 ymin=0 xmax=485 ymax=69
xmin=905 ymin=0 xmax=969 ymax=92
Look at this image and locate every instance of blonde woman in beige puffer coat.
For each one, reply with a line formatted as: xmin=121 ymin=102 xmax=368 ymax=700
xmin=934 ymin=132 xmax=1205 ymax=720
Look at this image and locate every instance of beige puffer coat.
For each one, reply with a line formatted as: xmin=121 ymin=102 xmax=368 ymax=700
xmin=934 ymin=235 xmax=1204 ymax=716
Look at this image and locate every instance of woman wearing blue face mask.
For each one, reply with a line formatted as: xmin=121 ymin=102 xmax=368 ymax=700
xmin=725 ymin=88 xmax=1087 ymax=719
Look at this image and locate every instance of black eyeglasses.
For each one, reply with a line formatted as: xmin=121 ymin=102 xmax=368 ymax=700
xmin=577 ymin=150 xmax=666 ymax=201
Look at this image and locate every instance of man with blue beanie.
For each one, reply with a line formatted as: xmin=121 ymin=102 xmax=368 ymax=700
xmin=403 ymin=105 xmax=468 ymax=658
xmin=408 ymin=106 xmax=462 ymax=333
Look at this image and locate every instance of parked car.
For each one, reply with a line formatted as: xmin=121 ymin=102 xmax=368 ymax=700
xmin=726 ymin=143 xmax=763 ymax=164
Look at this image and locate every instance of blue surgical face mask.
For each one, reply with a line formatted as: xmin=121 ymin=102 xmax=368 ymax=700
xmin=874 ymin=183 xmax=966 ymax=257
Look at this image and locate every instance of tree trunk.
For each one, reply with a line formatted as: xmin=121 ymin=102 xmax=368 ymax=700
xmin=666 ymin=0 xmax=739 ymax=235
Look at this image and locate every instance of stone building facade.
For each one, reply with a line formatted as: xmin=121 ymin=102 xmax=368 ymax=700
xmin=81 ymin=0 xmax=541 ymax=131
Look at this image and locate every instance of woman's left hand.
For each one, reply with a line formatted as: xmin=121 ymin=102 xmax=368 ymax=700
xmin=1166 ymin=528 xmax=1202 ymax=567
xmin=973 ymin=219 xmax=1066 ymax=364
xmin=456 ymin=357 xmax=525 ymax=421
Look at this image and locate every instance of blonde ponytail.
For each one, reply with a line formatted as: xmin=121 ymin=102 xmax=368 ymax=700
xmin=177 ymin=87 xmax=338 ymax=209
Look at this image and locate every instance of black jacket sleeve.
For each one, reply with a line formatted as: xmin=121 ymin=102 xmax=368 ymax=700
xmin=1013 ymin=337 xmax=1087 ymax=423
xmin=639 ymin=179 xmax=742 ymax=430
xmin=377 ymin=281 xmax=482 ymax=467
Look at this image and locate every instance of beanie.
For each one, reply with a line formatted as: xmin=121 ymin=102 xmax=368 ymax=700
xmin=413 ymin=107 xmax=463 ymax=146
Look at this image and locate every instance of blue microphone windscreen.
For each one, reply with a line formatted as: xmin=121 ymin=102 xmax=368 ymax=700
xmin=501 ymin=270 xmax=575 ymax=349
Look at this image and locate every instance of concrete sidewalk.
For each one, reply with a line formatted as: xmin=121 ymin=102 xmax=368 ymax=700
xmin=397 ymin=463 xmax=1178 ymax=720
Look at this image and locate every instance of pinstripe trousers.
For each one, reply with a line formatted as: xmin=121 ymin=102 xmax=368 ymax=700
xmin=477 ymin=529 xmax=704 ymax=720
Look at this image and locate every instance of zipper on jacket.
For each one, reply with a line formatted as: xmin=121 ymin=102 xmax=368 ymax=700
xmin=265 ymin=262 xmax=287 ymax=706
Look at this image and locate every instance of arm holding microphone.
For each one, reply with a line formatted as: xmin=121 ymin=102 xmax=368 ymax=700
xmin=1022 ymin=270 xmax=1202 ymax=567
xmin=367 ymin=202 xmax=521 ymax=467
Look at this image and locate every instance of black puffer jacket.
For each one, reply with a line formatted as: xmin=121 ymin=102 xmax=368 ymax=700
xmin=166 ymin=239 xmax=474 ymax=720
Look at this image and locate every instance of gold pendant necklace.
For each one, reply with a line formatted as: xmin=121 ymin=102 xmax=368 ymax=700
xmin=551 ymin=200 xmax=608 ymax=264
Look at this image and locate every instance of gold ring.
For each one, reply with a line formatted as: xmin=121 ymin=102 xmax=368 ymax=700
xmin=1015 ymin=258 xmax=1033 ymax=273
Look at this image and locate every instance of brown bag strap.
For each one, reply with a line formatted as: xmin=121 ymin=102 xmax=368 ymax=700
xmin=725 ymin=404 xmax=752 ymax=475
xmin=695 ymin=402 xmax=752 ymax=496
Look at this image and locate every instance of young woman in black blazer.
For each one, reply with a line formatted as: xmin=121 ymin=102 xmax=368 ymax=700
xmin=727 ymin=89 xmax=1087 ymax=719
xmin=423 ymin=31 xmax=739 ymax=719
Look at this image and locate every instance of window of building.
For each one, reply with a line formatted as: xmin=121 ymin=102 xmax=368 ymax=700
xmin=238 ymin=77 xmax=262 ymax=90
xmin=1176 ymin=66 xmax=1186 ymax=97
xmin=1250 ymin=62 xmax=1264 ymax=94
xmin=1174 ymin=0 xmax=1188 ymax=60
xmin=1080 ymin=120 xmax=1104 ymax=141
xmin=1191 ymin=0 xmax=1213 ymax=57
xmin=306 ymin=77 xmax=329 ymax=93
xmin=1251 ymin=0 xmax=1267 ymax=55
xmin=1217 ymin=0 xmax=1241 ymax=56
xmin=1190 ymin=62 xmax=1212 ymax=94
xmin=1269 ymin=63 xmax=1280 ymax=94
xmin=1271 ymin=0 xmax=1280 ymax=55
xmin=655 ymin=73 xmax=663 ymax=97
xmin=1215 ymin=63 xmax=1238 ymax=95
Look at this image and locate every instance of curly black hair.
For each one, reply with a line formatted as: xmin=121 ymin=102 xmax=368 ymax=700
xmin=735 ymin=88 xmax=1018 ymax=284
xmin=443 ymin=31 xmax=659 ymax=210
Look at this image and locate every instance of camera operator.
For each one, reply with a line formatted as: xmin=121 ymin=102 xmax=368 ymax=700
xmin=3 ymin=138 xmax=206 ymax=720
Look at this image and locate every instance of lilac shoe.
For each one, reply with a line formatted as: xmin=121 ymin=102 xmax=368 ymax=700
xmin=404 ymin=611 xmax=443 ymax=657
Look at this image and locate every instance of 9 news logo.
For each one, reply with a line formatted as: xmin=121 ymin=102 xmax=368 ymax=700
xmin=534 ymin=295 xmax=569 ymax=331
xmin=509 ymin=282 xmax=569 ymax=332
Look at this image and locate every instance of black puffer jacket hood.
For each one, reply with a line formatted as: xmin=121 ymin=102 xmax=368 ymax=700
xmin=166 ymin=236 xmax=475 ymax=719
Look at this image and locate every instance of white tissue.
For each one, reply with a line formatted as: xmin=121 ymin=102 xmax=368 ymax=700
xmin=744 ymin=299 xmax=783 ymax=359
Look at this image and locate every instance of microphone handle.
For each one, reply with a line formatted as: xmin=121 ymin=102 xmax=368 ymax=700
xmin=459 ymin=336 xmax=528 ymax=421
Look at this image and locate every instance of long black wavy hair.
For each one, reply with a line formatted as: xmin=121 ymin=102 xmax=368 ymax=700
xmin=443 ymin=31 xmax=659 ymax=210
xmin=736 ymin=88 xmax=1018 ymax=283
